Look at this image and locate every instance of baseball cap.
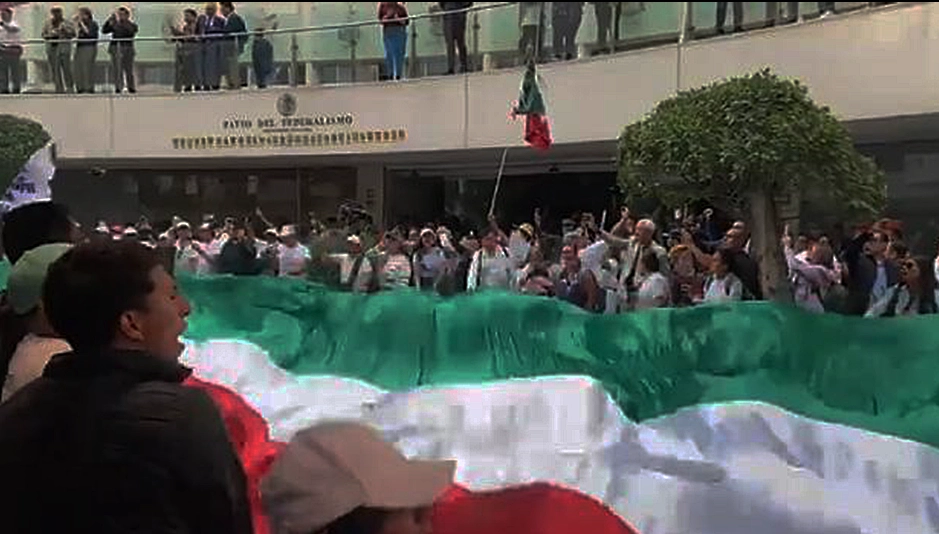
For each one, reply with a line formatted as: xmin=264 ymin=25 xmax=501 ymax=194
xmin=7 ymin=243 xmax=73 ymax=315
xmin=261 ymin=421 xmax=455 ymax=534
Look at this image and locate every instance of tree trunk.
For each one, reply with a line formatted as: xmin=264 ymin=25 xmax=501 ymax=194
xmin=746 ymin=187 xmax=791 ymax=302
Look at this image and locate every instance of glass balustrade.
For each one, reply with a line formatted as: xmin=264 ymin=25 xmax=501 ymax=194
xmin=0 ymin=2 xmax=897 ymax=95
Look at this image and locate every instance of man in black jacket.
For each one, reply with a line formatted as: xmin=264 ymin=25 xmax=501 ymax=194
xmin=0 ymin=240 xmax=253 ymax=534
xmin=843 ymin=229 xmax=898 ymax=315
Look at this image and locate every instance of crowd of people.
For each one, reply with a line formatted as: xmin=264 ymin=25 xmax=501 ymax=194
xmin=0 ymin=199 xmax=457 ymax=534
xmin=0 ymin=193 xmax=932 ymax=533
xmin=70 ymin=200 xmax=938 ymax=319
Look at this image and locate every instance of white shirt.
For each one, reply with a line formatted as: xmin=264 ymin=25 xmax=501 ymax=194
xmin=207 ymin=236 xmax=227 ymax=257
xmin=174 ymin=241 xmax=201 ymax=274
xmin=330 ymin=253 xmax=374 ymax=292
xmin=278 ymin=243 xmax=311 ymax=278
xmin=635 ymin=272 xmax=670 ymax=310
xmin=0 ymin=19 xmax=22 ymax=47
xmin=865 ymin=285 xmax=921 ymax=317
xmin=2 ymin=335 xmax=71 ymax=403
xmin=703 ymin=273 xmax=743 ymax=304
xmin=467 ymin=247 xmax=513 ymax=292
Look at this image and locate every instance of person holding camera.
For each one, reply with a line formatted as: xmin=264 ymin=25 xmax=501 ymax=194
xmin=41 ymin=6 xmax=76 ymax=93
xmin=0 ymin=6 xmax=22 ymax=94
xmin=102 ymin=6 xmax=138 ymax=93
xmin=73 ymin=7 xmax=98 ymax=94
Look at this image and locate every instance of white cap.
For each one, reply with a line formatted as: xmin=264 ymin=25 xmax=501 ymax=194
xmin=261 ymin=421 xmax=455 ymax=534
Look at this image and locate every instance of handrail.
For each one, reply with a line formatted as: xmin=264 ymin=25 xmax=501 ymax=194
xmin=13 ymin=2 xmax=516 ymax=46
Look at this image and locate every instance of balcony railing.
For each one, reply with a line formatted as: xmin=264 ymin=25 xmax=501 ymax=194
xmin=0 ymin=2 xmax=898 ymax=96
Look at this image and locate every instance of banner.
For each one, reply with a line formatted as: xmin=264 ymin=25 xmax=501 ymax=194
xmin=0 ymin=143 xmax=55 ymax=215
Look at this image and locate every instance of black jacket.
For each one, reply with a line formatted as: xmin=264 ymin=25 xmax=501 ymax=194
xmin=729 ymin=248 xmax=762 ymax=300
xmin=843 ymin=232 xmax=899 ymax=315
xmin=0 ymin=349 xmax=254 ymax=534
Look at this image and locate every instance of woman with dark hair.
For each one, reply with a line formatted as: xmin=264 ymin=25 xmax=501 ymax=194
xmin=413 ymin=228 xmax=446 ymax=291
xmin=865 ymin=256 xmax=938 ymax=317
xmin=702 ymin=248 xmax=743 ymax=304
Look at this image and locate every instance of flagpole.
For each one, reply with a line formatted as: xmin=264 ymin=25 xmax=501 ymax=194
xmin=488 ymin=147 xmax=510 ymax=218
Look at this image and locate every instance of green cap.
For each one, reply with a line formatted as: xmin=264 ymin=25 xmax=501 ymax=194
xmin=7 ymin=243 xmax=72 ymax=315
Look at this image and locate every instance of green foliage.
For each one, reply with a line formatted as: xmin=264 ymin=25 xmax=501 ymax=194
xmin=618 ymin=69 xmax=886 ymax=219
xmin=0 ymin=115 xmax=51 ymax=192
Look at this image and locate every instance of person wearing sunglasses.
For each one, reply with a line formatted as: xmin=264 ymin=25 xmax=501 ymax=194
xmin=865 ymin=256 xmax=938 ymax=317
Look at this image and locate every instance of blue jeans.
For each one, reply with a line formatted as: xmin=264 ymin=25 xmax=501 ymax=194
xmin=382 ymin=25 xmax=407 ymax=80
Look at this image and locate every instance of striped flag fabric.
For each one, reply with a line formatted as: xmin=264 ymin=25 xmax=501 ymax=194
xmin=175 ymin=275 xmax=939 ymax=534
xmin=511 ymin=62 xmax=552 ymax=150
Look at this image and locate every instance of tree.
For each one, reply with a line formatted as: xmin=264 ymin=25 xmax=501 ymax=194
xmin=618 ymin=69 xmax=885 ymax=300
xmin=0 ymin=114 xmax=51 ymax=192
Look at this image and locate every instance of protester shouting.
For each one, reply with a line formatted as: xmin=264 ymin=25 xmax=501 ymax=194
xmin=0 ymin=240 xmax=253 ymax=534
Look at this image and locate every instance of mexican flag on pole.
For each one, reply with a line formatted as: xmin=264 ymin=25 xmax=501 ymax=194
xmin=512 ymin=62 xmax=552 ymax=150
xmin=170 ymin=275 xmax=939 ymax=534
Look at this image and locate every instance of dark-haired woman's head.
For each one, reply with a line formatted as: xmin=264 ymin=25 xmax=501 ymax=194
xmin=711 ymin=248 xmax=734 ymax=277
xmin=899 ymin=256 xmax=935 ymax=294
xmin=42 ymin=240 xmax=190 ymax=360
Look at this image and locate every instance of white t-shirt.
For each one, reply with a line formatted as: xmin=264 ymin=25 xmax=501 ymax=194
xmin=328 ymin=253 xmax=374 ymax=292
xmin=278 ymin=243 xmax=311 ymax=278
xmin=703 ymin=274 xmax=743 ymax=303
xmin=2 ymin=335 xmax=71 ymax=403
xmin=174 ymin=242 xmax=201 ymax=274
xmin=0 ymin=20 xmax=22 ymax=47
xmin=467 ymin=248 xmax=513 ymax=292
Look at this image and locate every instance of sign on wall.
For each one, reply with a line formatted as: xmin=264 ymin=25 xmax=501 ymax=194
xmin=170 ymin=93 xmax=408 ymax=151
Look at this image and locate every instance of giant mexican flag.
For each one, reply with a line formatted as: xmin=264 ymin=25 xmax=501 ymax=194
xmin=171 ymin=275 xmax=939 ymax=534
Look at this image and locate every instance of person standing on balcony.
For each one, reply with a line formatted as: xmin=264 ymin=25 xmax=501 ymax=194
xmin=102 ymin=6 xmax=138 ymax=94
xmin=591 ymin=2 xmax=612 ymax=54
xmin=715 ymin=2 xmax=743 ymax=34
xmin=219 ymin=2 xmax=246 ymax=90
xmin=551 ymin=2 xmax=583 ymax=61
xmin=0 ymin=6 xmax=23 ymax=94
xmin=42 ymin=6 xmax=76 ymax=94
xmin=252 ymin=27 xmax=274 ymax=89
xmin=199 ymin=2 xmax=227 ymax=91
xmin=72 ymin=7 xmax=98 ymax=94
xmin=169 ymin=8 xmax=202 ymax=92
xmin=518 ymin=2 xmax=544 ymax=63
xmin=439 ymin=2 xmax=472 ymax=75
xmin=379 ymin=2 xmax=409 ymax=81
